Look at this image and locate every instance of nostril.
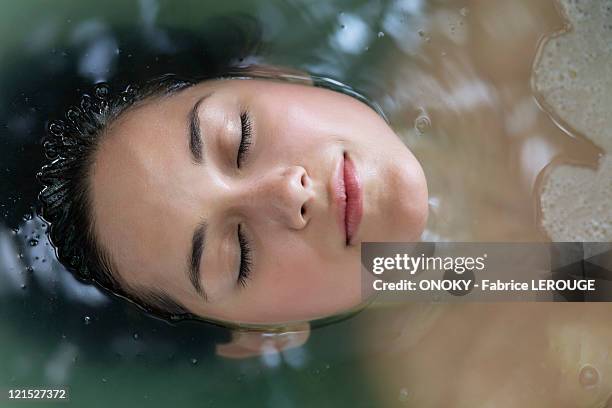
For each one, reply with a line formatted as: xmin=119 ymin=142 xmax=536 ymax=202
xmin=300 ymin=172 xmax=307 ymax=187
xmin=300 ymin=205 xmax=306 ymax=216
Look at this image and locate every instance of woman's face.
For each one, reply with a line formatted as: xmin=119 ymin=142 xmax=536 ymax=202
xmin=91 ymin=78 xmax=428 ymax=324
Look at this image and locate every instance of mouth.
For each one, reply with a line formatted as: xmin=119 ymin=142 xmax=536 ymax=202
xmin=333 ymin=151 xmax=363 ymax=246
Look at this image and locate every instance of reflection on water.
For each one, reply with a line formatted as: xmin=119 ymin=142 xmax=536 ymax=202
xmin=377 ymin=0 xmax=604 ymax=242
xmin=365 ymin=303 xmax=612 ymax=407
xmin=0 ymin=0 xmax=610 ymax=406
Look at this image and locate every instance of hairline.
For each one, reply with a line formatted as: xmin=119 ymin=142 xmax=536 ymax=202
xmin=83 ymin=80 xmax=197 ymax=318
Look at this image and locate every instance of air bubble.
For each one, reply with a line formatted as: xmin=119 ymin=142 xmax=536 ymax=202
xmin=579 ymin=364 xmax=599 ymax=388
xmin=48 ymin=121 xmax=65 ymax=137
xmin=377 ymin=31 xmax=385 ymax=38
xmin=95 ymin=84 xmax=110 ymax=99
xmin=80 ymin=94 xmax=93 ymax=111
xmin=133 ymin=333 xmax=139 ymax=340
xmin=190 ymin=358 xmax=198 ymax=365
xmin=84 ymin=316 xmax=91 ymax=325
xmin=28 ymin=239 xmax=38 ymax=247
xmin=20 ymin=284 xmax=26 ymax=290
xmin=121 ymin=85 xmax=137 ymax=102
xmin=460 ymin=7 xmax=469 ymax=17
xmin=414 ymin=113 xmax=432 ymax=135
xmin=66 ymin=107 xmax=82 ymax=123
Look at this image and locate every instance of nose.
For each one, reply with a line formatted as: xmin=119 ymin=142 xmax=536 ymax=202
xmin=238 ymin=166 xmax=315 ymax=229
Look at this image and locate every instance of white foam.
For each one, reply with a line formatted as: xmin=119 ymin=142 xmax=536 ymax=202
xmin=534 ymin=0 xmax=612 ymax=240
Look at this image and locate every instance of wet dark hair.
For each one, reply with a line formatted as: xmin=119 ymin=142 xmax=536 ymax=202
xmin=38 ymin=76 xmax=199 ymax=320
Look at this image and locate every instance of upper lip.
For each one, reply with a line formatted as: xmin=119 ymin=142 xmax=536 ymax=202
xmin=332 ymin=151 xmax=363 ymax=246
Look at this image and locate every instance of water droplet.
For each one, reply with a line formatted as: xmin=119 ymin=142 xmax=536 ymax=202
xmin=28 ymin=239 xmax=38 ymax=247
xmin=190 ymin=358 xmax=198 ymax=365
xmin=417 ymin=29 xmax=425 ymax=37
xmin=460 ymin=7 xmax=469 ymax=17
xmin=101 ymin=377 xmax=107 ymax=383
xmin=25 ymin=266 xmax=34 ymax=273
xmin=20 ymin=284 xmax=26 ymax=290
xmin=11 ymin=227 xmax=19 ymax=234
xmin=377 ymin=31 xmax=385 ymax=38
xmin=340 ymin=24 xmax=346 ymax=29
xmin=579 ymin=364 xmax=599 ymax=388
xmin=133 ymin=333 xmax=139 ymax=340
xmin=399 ymin=388 xmax=410 ymax=403
xmin=17 ymin=252 xmax=24 ymax=259
xmin=84 ymin=316 xmax=91 ymax=325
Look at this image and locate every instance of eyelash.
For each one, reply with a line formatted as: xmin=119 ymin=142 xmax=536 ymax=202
xmin=237 ymin=111 xmax=253 ymax=167
xmin=237 ymin=224 xmax=253 ymax=287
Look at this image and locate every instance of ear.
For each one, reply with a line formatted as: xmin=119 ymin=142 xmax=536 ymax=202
xmin=215 ymin=323 xmax=311 ymax=359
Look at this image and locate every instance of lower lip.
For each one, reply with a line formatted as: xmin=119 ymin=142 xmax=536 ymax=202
xmin=343 ymin=154 xmax=363 ymax=245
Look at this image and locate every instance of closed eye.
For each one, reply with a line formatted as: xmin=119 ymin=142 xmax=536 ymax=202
xmin=237 ymin=224 xmax=253 ymax=287
xmin=237 ymin=111 xmax=252 ymax=168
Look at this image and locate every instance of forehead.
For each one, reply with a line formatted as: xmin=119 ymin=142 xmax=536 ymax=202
xmin=90 ymin=82 xmax=208 ymax=291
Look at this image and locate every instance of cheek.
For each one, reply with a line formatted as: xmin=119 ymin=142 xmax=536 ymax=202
xmin=254 ymin=242 xmax=362 ymax=314
xmin=261 ymin=96 xmax=348 ymax=149
xmin=380 ymin=152 xmax=429 ymax=240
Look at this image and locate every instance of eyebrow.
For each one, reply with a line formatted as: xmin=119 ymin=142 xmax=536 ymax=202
xmin=186 ymin=93 xmax=214 ymax=301
xmin=188 ymin=221 xmax=208 ymax=301
xmin=188 ymin=94 xmax=212 ymax=164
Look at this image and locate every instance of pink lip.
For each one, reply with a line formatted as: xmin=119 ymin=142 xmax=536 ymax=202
xmin=333 ymin=152 xmax=363 ymax=245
